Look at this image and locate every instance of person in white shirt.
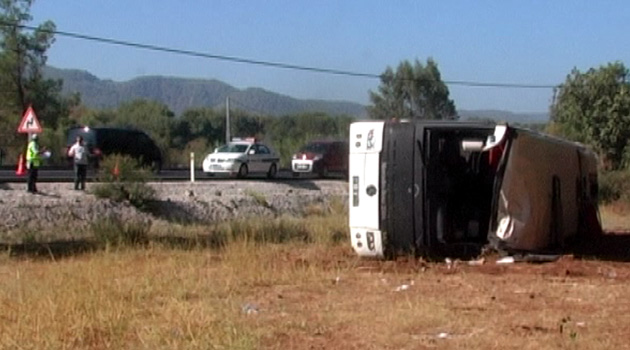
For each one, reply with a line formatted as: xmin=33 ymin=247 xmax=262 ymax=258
xmin=68 ymin=136 xmax=89 ymax=190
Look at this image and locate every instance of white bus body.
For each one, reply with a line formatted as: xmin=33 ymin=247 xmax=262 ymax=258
xmin=348 ymin=120 xmax=600 ymax=259
xmin=348 ymin=121 xmax=385 ymax=257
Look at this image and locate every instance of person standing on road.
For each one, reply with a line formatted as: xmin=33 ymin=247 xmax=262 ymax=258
xmin=26 ymin=134 xmax=43 ymax=193
xmin=68 ymin=135 xmax=88 ymax=190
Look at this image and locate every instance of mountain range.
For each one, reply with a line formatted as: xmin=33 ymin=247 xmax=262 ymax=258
xmin=43 ymin=66 xmax=549 ymax=123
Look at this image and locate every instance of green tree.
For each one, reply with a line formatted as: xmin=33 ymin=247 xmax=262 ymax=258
xmin=549 ymin=62 xmax=630 ymax=170
xmin=265 ymin=112 xmax=353 ymax=166
xmin=368 ymin=58 xmax=457 ymax=120
xmin=173 ymin=107 xmax=224 ymax=149
xmin=76 ymin=108 xmax=117 ymax=128
xmin=231 ymin=112 xmax=266 ymax=140
xmin=0 ymin=0 xmax=70 ymax=161
xmin=113 ymin=99 xmax=175 ymax=151
xmin=0 ymin=0 xmax=60 ymax=122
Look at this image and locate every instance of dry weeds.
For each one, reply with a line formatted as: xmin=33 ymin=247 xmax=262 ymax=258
xmin=0 ymin=207 xmax=629 ymax=349
xmin=600 ymin=203 xmax=630 ymax=232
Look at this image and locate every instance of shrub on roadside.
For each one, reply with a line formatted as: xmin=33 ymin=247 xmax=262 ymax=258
xmin=244 ymin=189 xmax=270 ymax=208
xmin=92 ymin=155 xmax=156 ymax=210
xmin=96 ymin=154 xmax=154 ymax=183
xmin=598 ymin=170 xmax=630 ymax=204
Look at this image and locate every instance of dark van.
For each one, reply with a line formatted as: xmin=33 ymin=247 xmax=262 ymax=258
xmin=66 ymin=126 xmax=163 ymax=171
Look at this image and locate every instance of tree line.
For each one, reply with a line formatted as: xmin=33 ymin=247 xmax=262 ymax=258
xmin=1 ymin=0 xmax=630 ymax=180
xmin=69 ymin=102 xmax=354 ymax=167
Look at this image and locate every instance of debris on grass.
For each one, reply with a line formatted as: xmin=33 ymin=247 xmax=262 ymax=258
xmin=241 ymin=303 xmax=260 ymax=315
xmin=437 ymin=332 xmax=450 ymax=339
xmin=394 ymin=284 xmax=410 ymax=292
xmin=496 ymin=256 xmax=515 ymax=264
xmin=394 ymin=280 xmax=414 ymax=292
xmin=467 ymin=257 xmax=485 ymax=266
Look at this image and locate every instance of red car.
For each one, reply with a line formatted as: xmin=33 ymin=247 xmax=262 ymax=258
xmin=291 ymin=140 xmax=349 ymax=178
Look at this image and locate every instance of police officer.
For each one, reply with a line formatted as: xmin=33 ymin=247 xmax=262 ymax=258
xmin=26 ymin=134 xmax=43 ymax=193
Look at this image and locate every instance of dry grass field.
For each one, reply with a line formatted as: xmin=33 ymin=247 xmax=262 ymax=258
xmin=1 ymin=204 xmax=630 ymax=349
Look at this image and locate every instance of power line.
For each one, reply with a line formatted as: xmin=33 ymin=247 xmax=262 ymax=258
xmin=3 ymin=21 xmax=559 ymax=89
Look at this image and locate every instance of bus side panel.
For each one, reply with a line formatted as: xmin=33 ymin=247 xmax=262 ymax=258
xmin=382 ymin=122 xmax=416 ymax=254
xmin=349 ymin=122 xmax=385 ymax=257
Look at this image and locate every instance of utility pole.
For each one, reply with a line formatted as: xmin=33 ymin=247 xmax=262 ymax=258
xmin=225 ymin=97 xmax=231 ymax=143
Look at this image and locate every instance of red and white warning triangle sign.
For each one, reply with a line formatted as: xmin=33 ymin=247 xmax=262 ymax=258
xmin=17 ymin=105 xmax=42 ymax=134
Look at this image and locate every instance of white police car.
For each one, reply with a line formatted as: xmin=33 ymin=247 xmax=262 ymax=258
xmin=202 ymin=138 xmax=279 ymax=178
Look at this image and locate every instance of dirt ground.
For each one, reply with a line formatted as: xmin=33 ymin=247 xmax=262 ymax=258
xmin=3 ymin=239 xmax=629 ymax=350
xmin=246 ymin=237 xmax=630 ymax=350
xmin=1 ymin=182 xmax=630 ymax=349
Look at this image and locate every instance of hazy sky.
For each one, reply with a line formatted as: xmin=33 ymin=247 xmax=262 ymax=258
xmin=30 ymin=1 xmax=630 ymax=113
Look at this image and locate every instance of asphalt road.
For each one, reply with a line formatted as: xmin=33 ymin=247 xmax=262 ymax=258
xmin=0 ymin=167 xmax=345 ymax=183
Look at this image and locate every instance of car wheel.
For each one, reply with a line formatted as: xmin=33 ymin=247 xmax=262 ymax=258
xmin=319 ymin=166 xmax=329 ymax=179
xmin=237 ymin=164 xmax=248 ymax=178
xmin=267 ymin=163 xmax=277 ymax=179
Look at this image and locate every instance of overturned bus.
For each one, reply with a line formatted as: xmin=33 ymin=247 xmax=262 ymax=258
xmin=349 ymin=120 xmax=601 ymax=259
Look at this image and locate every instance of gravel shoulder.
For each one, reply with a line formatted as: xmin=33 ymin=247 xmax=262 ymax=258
xmin=0 ymin=180 xmax=348 ymax=243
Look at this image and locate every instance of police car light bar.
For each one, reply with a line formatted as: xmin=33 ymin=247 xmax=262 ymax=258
xmin=231 ymin=137 xmax=257 ymax=142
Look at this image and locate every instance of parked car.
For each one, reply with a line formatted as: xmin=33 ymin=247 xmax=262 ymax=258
xmin=202 ymin=138 xmax=279 ymax=178
xmin=66 ymin=126 xmax=163 ymax=171
xmin=291 ymin=140 xmax=349 ymax=178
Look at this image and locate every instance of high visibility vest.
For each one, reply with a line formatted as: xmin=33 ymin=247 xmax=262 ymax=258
xmin=26 ymin=140 xmax=41 ymax=168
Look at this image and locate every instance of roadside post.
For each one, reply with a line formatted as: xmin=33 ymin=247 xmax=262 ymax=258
xmin=190 ymin=152 xmax=195 ymax=183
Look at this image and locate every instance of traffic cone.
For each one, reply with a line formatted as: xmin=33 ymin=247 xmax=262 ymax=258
xmin=16 ymin=153 xmax=26 ymax=176
xmin=112 ymin=161 xmax=120 ymax=179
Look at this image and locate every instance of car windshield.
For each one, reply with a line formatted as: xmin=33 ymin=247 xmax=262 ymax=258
xmin=301 ymin=143 xmax=329 ymax=153
xmin=216 ymin=143 xmax=249 ymax=153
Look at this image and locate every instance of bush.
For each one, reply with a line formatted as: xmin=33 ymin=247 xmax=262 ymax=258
xmin=92 ymin=155 xmax=156 ymax=210
xmin=97 ymin=154 xmax=153 ymax=183
xmin=599 ymin=170 xmax=630 ymax=204
xmin=244 ymin=189 xmax=270 ymax=208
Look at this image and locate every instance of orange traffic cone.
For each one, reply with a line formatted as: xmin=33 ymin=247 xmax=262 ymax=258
xmin=112 ymin=161 xmax=120 ymax=179
xmin=16 ymin=153 xmax=26 ymax=176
